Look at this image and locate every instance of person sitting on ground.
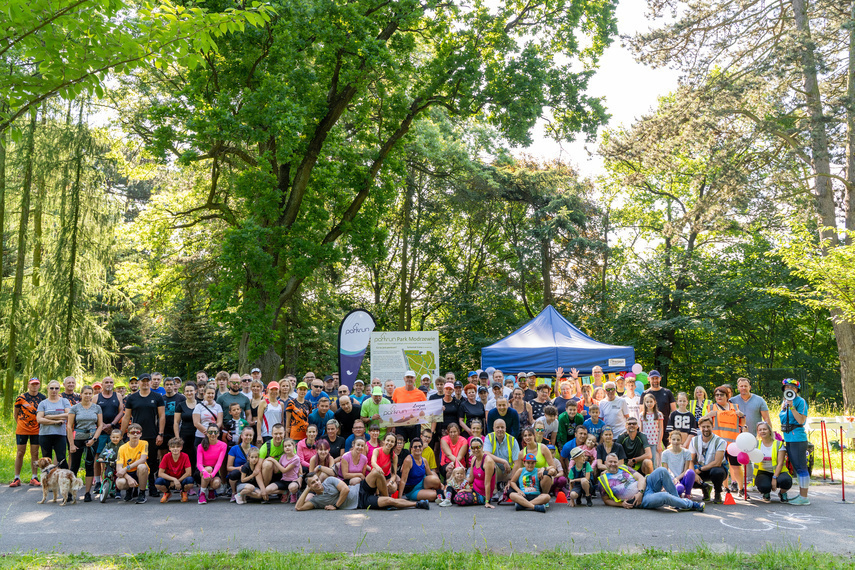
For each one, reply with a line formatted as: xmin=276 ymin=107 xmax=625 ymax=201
xmin=599 ymin=453 xmax=704 ymax=512
xmin=660 ymin=430 xmax=695 ymax=498
xmin=617 ymin=417 xmax=653 ymax=475
xmin=370 ymin=433 xmax=400 ymax=495
xmin=309 ymin=439 xmax=336 ymax=476
xmin=438 ymin=465 xmax=468 ymax=507
xmin=688 ymin=417 xmax=727 ymax=503
xmin=226 ymin=427 xmax=256 ymax=498
xmin=454 ymin=437 xmax=496 ymax=508
xmin=516 ymin=427 xmax=560 ymax=493
xmin=235 ymin=448 xmax=265 ymax=504
xmin=196 ymin=424 xmax=227 ymax=504
xmin=439 ymin=422 xmax=469 ymax=480
xmin=116 ymin=423 xmax=149 ymax=504
xmin=399 ymin=438 xmax=442 ymax=502
xmin=566 ymin=446 xmax=594 ymax=507
xmin=155 ymin=437 xmax=194 ymax=503
xmin=273 ymin=438 xmax=303 ymax=504
xmin=508 ymin=452 xmax=551 ymax=513
xmin=754 ymin=420 xmax=793 ymax=503
xmin=321 ymin=419 xmax=346 ymax=460
xmin=340 ymin=438 xmax=370 ymax=485
xmin=595 ymin=426 xmax=626 ymax=478
xmin=297 ymin=468 xmax=430 ymax=511
xmin=559 ymin=425 xmax=589 ymax=474
xmin=484 ymin=419 xmax=520 ymax=495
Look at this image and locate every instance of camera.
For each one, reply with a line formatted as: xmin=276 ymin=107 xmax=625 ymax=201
xmin=783 ymin=388 xmax=797 ymax=401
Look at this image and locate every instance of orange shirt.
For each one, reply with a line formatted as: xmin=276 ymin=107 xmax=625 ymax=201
xmin=15 ymin=391 xmax=46 ymax=435
xmin=392 ymin=386 xmax=427 ymax=404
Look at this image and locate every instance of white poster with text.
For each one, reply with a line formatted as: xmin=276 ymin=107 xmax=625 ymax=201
xmin=370 ymin=331 xmax=440 ymax=387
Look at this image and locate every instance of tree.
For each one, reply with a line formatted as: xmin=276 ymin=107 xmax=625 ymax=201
xmin=119 ymin=0 xmax=618 ymax=380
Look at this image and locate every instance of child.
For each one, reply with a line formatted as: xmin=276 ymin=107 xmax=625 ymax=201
xmin=508 ymin=453 xmax=550 ymax=513
xmin=97 ymin=430 xmax=123 ymax=498
xmin=640 ymin=393 xmax=664 ymax=466
xmin=419 ymin=428 xmax=437 ymax=470
xmin=116 ymin=423 xmax=150 ymax=503
xmin=235 ymin=448 xmax=264 ymax=504
xmin=223 ymin=402 xmax=249 ymax=447
xmin=567 ymin=446 xmax=593 ymax=507
xmin=666 ymin=392 xmax=698 ymax=450
xmin=278 ymin=439 xmax=302 ymax=503
xmin=154 ymin=437 xmax=194 ymax=503
xmin=438 ymin=466 xmax=468 ymax=507
xmin=660 ymin=430 xmax=696 ymax=498
xmin=582 ymin=405 xmax=606 ymax=443
xmin=624 ymin=381 xmax=641 ymax=423
xmin=583 ymin=434 xmax=598 ymax=464
xmin=535 ymin=406 xmax=559 ymax=447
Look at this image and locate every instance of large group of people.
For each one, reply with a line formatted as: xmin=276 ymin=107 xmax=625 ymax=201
xmin=11 ymin=366 xmax=812 ymax=511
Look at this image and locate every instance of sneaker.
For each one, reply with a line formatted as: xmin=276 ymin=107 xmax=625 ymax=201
xmin=586 ymin=495 xmax=593 ymax=507
xmin=198 ymin=493 xmax=207 ymax=504
xmin=181 ymin=492 xmax=189 ymax=503
xmin=84 ymin=492 xmax=92 ymax=503
xmin=730 ymin=481 xmax=738 ymax=493
xmin=515 ymin=503 xmax=525 ymax=511
xmin=235 ymin=493 xmax=246 ymax=505
xmin=124 ymin=489 xmax=135 ymax=501
xmin=207 ymin=489 xmax=216 ymax=502
xmin=692 ymin=501 xmax=705 ymax=512
xmin=788 ymin=495 xmax=810 ymax=506
xmin=280 ymin=494 xmax=288 ymax=503
xmin=148 ymin=488 xmax=160 ymax=498
xmin=29 ymin=478 xmax=41 ymax=487
xmin=439 ymin=498 xmax=452 ymax=507
xmin=160 ymin=492 xmax=171 ymax=503
xmin=188 ymin=488 xmax=197 ymax=497
xmin=136 ymin=490 xmax=147 ymax=504
xmin=738 ymin=488 xmax=747 ymax=499
xmin=701 ymin=482 xmax=712 ymax=502
xmin=290 ymin=493 xmax=297 ymax=504
xmin=779 ymin=491 xmax=788 ymax=503
xmin=533 ymin=504 xmax=546 ymax=513
xmin=230 ymin=495 xmax=237 ymax=503
xmin=762 ymin=492 xmax=771 ymax=502
xmin=713 ymin=491 xmax=723 ymax=504
xmin=416 ymin=499 xmax=430 ymax=510
xmin=9 ymin=478 xmax=21 ymax=488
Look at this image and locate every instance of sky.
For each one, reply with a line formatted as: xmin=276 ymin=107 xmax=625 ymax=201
xmin=522 ymin=0 xmax=681 ymax=179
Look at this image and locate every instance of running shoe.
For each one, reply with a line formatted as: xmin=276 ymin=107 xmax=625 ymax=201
xmin=148 ymin=488 xmax=160 ymax=498
xmin=779 ymin=491 xmax=788 ymax=503
xmin=136 ymin=490 xmax=147 ymax=504
xmin=124 ymin=489 xmax=135 ymax=502
xmin=198 ymin=493 xmax=207 ymax=504
xmin=586 ymin=495 xmax=593 ymax=507
xmin=788 ymin=496 xmax=810 ymax=506
xmin=207 ymin=489 xmax=216 ymax=501
xmin=181 ymin=492 xmax=188 ymax=503
xmin=692 ymin=501 xmax=705 ymax=512
xmin=280 ymin=494 xmax=288 ymax=503
xmin=29 ymin=478 xmax=41 ymax=487
xmin=290 ymin=493 xmax=297 ymax=504
xmin=515 ymin=504 xmax=525 ymax=511
xmin=416 ymin=499 xmax=430 ymax=510
xmin=762 ymin=492 xmax=771 ymax=502
xmin=533 ymin=505 xmax=546 ymax=513
xmin=701 ymin=482 xmax=712 ymax=501
xmin=439 ymin=498 xmax=452 ymax=507
xmin=235 ymin=493 xmax=245 ymax=505
xmin=9 ymin=478 xmax=21 ymax=488
xmin=160 ymin=492 xmax=171 ymax=503
xmin=84 ymin=492 xmax=92 ymax=502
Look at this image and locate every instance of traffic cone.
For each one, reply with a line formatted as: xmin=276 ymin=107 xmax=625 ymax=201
xmin=391 ymin=491 xmax=399 ymax=499
xmin=723 ymin=491 xmax=737 ymax=505
xmin=555 ymin=491 xmax=568 ymax=504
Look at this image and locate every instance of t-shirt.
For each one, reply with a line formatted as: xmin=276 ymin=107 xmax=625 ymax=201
xmin=553 ymin=397 xmax=571 ymax=415
xmin=666 ymin=410 xmax=698 ymax=438
xmin=279 ymin=454 xmax=302 ymax=481
xmin=37 ymin=398 xmax=71 ymax=436
xmin=176 ymin=400 xmax=197 ymax=437
xmin=15 ymin=391 xmax=46 ymax=435
xmin=457 ymin=399 xmax=486 ymax=430
xmin=641 ymin=388 xmax=675 ymax=434
xmin=582 ymin=418 xmax=607 ymax=442
xmin=392 ymin=386 xmax=426 ymax=404
xmin=360 ymin=397 xmax=390 ymax=437
xmin=598 ymin=397 xmax=629 ymax=436
xmin=228 ymin=444 xmax=255 ymax=469
xmin=601 ymin=466 xmax=639 ymax=502
xmin=729 ymin=394 xmax=769 ymax=435
xmin=523 ymin=389 xmax=537 ymax=402
xmin=530 ymin=399 xmax=551 ymax=422
xmin=62 ymin=391 xmax=81 ymax=406
xmin=690 ymin=434 xmax=727 ymax=465
xmin=99 ymin=442 xmax=120 ymax=463
xmin=624 ymin=394 xmax=641 ymax=423
xmin=217 ymin=392 xmax=251 ymax=419
xmin=159 ymin=452 xmax=191 ymax=479
xmin=118 ymin=440 xmax=149 ymax=472
xmin=308 ymin=476 xmax=359 ymax=510
xmin=162 ymin=393 xmax=186 ymax=438
xmin=596 ymin=442 xmax=627 ymax=464
xmin=780 ymin=396 xmax=808 ymax=443
xmin=285 ymin=397 xmax=312 ymax=440
xmin=305 ymin=391 xmax=331 ymax=409
xmin=486 ymin=408 xmax=520 ymax=440
xmin=308 ymin=409 xmax=334 ymax=438
xmin=334 ymin=405 xmax=362 ymax=438
xmin=569 ymin=462 xmax=593 ymax=480
xmin=617 ymin=432 xmax=650 ymax=460
xmin=660 ymin=448 xmax=692 ymax=477
xmin=96 ymin=392 xmax=121 ymax=426
xmin=323 ymin=435 xmax=346 ymax=459
xmin=438 ymin=396 xmax=461 ymax=431
xmin=125 ymin=391 xmax=165 ymax=439
xmin=193 ymin=401 xmax=223 ymax=438
xmin=69 ymin=403 xmax=102 ymax=437
xmin=259 ymin=439 xmax=284 ymax=461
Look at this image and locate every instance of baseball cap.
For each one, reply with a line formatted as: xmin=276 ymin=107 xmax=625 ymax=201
xmin=296 ymin=381 xmax=308 ymax=389
xmin=139 ymin=373 xmax=151 ymax=381
xmin=251 ymin=368 xmax=261 ymax=373
xmin=479 ymin=371 xmax=489 ymax=380
xmin=444 ymin=382 xmax=454 ymax=389
xmin=324 ymin=375 xmax=334 ymax=382
xmin=28 ymin=378 xmax=40 ymax=385
xmin=421 ymin=373 xmax=431 ymax=380
xmin=372 ymin=386 xmax=383 ymax=396
xmin=526 ymin=371 xmax=536 ymax=377
xmin=523 ymin=453 xmax=537 ymax=462
xmin=454 ymin=381 xmax=463 ymax=388
xmin=353 ymin=379 xmax=364 ymax=385
xmin=93 ymin=382 xmax=102 ymax=389
xmin=267 ymin=381 xmax=280 ymax=390
xmin=478 ymin=386 xmax=488 ymax=393
xmin=492 ymin=382 xmax=502 ymax=389
xmin=418 ymin=386 xmax=428 ymax=394
xmin=648 ymin=370 xmax=661 ymax=377
xmin=467 ymin=371 xmax=477 ymax=378
xmin=404 ymin=370 xmax=416 ymax=378
xmin=570 ymin=446 xmax=585 ymax=459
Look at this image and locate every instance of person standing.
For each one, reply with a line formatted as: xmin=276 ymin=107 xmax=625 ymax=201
xmin=285 ymin=381 xmax=312 ymax=441
xmin=641 ymin=371 xmax=676 ymax=447
xmin=729 ymin=378 xmax=770 ymax=436
xmin=779 ymin=378 xmax=810 ymax=505
xmin=598 ymin=381 xmax=629 ymax=437
xmin=61 ymin=376 xmax=81 ymax=406
xmin=37 ymin=380 xmax=71 ymax=468
xmin=121 ymin=373 xmax=166 ymax=497
xmin=174 ymin=382 xmax=199 ymax=467
xmin=12 ymin=378 xmax=46 ymax=487
xmin=160 ymin=377 xmax=186 ymax=459
xmin=67 ymin=386 xmax=104 ymax=502
xmin=392 ymin=371 xmax=427 ymax=444
xmin=216 ymin=374 xmax=252 ymax=444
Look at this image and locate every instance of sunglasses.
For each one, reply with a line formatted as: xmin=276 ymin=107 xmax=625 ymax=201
xmin=534 ymin=428 xmax=544 ymax=432
xmin=49 ymin=387 xmax=60 ymax=390
xmin=470 ymin=445 xmax=482 ymax=450
xmin=605 ymin=388 xmax=616 ymax=392
xmin=207 ymin=430 xmax=219 ymax=435
xmin=129 ymin=430 xmax=141 ymax=435
xmin=338 ymin=390 xmax=347 ymax=394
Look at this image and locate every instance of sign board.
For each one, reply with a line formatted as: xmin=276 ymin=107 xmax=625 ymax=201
xmin=370 ymin=331 xmax=439 ymax=387
xmin=378 ymin=400 xmax=443 ymax=427
xmin=608 ymin=358 xmax=626 ymax=367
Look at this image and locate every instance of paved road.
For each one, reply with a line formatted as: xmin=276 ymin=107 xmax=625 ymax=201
xmin=1 ymin=483 xmax=854 ymax=555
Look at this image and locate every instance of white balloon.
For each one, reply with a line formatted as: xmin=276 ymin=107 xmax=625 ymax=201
xmin=748 ymin=448 xmax=764 ymax=463
xmin=735 ymin=432 xmax=757 ymax=452
xmin=631 ymin=363 xmax=643 ymax=374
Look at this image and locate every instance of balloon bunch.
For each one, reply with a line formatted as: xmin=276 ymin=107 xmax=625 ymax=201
xmin=628 ymin=363 xmax=648 ymax=393
xmin=727 ymin=432 xmax=764 ymax=465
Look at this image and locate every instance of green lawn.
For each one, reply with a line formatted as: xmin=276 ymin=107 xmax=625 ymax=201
xmin=1 ymin=547 xmax=853 ymax=569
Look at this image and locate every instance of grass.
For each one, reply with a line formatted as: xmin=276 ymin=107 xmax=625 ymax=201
xmin=0 ymin=547 xmax=852 ymax=570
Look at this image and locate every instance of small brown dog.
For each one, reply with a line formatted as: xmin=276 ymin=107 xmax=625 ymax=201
xmin=36 ymin=457 xmax=83 ymax=506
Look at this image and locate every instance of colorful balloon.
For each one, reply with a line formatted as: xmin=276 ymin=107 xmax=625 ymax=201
xmin=726 ymin=442 xmax=741 ymax=456
xmin=735 ymin=432 xmax=757 ymax=453
xmin=631 ymin=363 xmax=643 ymax=374
xmin=736 ymin=451 xmax=750 ymax=465
xmin=748 ymin=448 xmax=764 ymax=463
xmin=636 ymin=372 xmax=649 ymax=386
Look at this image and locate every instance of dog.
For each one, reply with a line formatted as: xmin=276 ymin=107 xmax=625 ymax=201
xmin=36 ymin=457 xmax=83 ymax=506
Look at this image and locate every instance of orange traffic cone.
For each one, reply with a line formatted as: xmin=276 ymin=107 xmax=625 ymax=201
xmin=391 ymin=491 xmax=399 ymax=499
xmin=723 ymin=491 xmax=737 ymax=505
xmin=555 ymin=491 xmax=568 ymax=504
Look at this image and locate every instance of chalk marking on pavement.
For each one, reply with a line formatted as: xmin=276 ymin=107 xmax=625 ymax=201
xmin=719 ymin=511 xmax=833 ymax=532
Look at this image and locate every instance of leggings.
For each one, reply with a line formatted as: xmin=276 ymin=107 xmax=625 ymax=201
xmin=142 ymin=438 xmax=159 ymax=489
xmin=674 ymin=470 xmax=696 ymax=497
xmin=69 ymin=440 xmax=96 ymax=477
xmin=695 ymin=466 xmax=727 ymax=493
xmin=755 ymin=471 xmax=793 ymax=494
xmin=39 ymin=434 xmax=68 ymax=468
xmin=785 ymin=440 xmax=810 ymax=489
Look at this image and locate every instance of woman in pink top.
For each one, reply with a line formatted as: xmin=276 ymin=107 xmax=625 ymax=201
xmin=197 ymin=425 xmax=227 ymax=504
xmin=439 ymin=422 xmax=468 ymax=480
xmin=308 ymin=439 xmax=335 ymax=473
xmin=454 ymin=436 xmax=495 ymax=508
xmin=340 ymin=438 xmax=369 ymax=484
xmin=296 ymin=424 xmax=318 ymax=474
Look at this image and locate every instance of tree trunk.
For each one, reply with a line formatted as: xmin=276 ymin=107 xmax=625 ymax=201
xmin=253 ymin=346 xmax=282 ymax=383
xmin=32 ymin=113 xmax=46 ymax=288
xmin=398 ymin=175 xmax=414 ymax=330
xmin=3 ymin=109 xmax=37 ymax=411
xmin=0 ymin=109 xmax=6 ymax=292
xmin=845 ymin=0 xmax=855 ymax=241
xmin=60 ymin=107 xmax=84 ymax=372
xmin=541 ymin=236 xmax=553 ymax=307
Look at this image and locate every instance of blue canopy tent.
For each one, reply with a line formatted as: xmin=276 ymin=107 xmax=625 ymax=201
xmin=480 ymin=305 xmax=635 ymax=375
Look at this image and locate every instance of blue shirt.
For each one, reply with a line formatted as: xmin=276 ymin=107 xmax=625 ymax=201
xmin=227 ymin=444 xmax=256 ymax=469
xmin=308 ymin=409 xmax=335 ymax=438
xmin=779 ymin=395 xmax=808 ymax=442
xmin=350 ymin=393 xmax=369 ymax=405
xmin=583 ymin=418 xmax=606 ymax=441
xmin=560 ymin=438 xmax=585 ymax=460
xmin=153 ymin=387 xmax=166 ymax=395
xmin=305 ymin=391 xmax=331 ymax=409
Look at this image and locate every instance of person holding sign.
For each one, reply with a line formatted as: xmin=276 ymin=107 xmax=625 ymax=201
xmin=393 ymin=371 xmax=427 ymax=444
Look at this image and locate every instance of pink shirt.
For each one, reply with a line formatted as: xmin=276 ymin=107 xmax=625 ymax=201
xmin=441 ymin=435 xmax=466 ymax=466
xmin=340 ymin=451 xmax=368 ymax=478
xmin=279 ymin=453 xmax=301 ymax=482
xmin=196 ymin=440 xmax=227 ymax=477
xmin=297 ymin=439 xmax=317 ymax=468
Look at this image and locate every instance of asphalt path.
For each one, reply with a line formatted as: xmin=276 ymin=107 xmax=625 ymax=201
xmin=1 ymin=483 xmax=854 ymax=555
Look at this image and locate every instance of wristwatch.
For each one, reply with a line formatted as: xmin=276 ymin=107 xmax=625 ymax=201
xmin=158 ymin=433 xmax=164 ymax=437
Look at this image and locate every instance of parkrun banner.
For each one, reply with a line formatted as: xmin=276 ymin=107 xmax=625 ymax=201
xmin=378 ymin=399 xmax=443 ymax=428
xmin=370 ymin=331 xmax=439 ymax=387
xmin=338 ymin=309 xmax=376 ymax=390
